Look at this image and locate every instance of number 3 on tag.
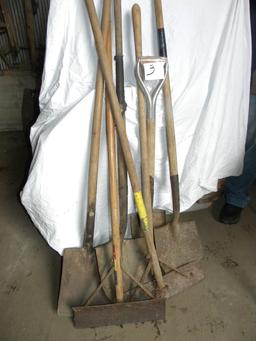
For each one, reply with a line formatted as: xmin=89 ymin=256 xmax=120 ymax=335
xmin=143 ymin=62 xmax=165 ymax=81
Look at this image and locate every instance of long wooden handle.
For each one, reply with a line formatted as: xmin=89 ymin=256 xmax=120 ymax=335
xmin=154 ymin=0 xmax=180 ymax=219
xmin=114 ymin=0 xmax=128 ymax=237
xmin=132 ymin=3 xmax=165 ymax=291
xmin=84 ymin=0 xmax=111 ymax=247
xmin=85 ymin=0 xmax=139 ymax=195
xmin=147 ymin=118 xmax=155 ymax=202
xmin=132 ymin=4 xmax=154 ymax=236
xmin=106 ymin=27 xmax=124 ymax=303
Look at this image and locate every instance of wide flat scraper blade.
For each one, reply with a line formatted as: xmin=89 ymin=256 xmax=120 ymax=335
xmin=73 ymin=298 xmax=166 ymax=328
xmin=57 ymin=247 xmax=107 ymax=316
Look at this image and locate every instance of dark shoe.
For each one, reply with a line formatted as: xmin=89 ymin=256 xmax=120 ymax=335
xmin=219 ymin=203 xmax=243 ymax=224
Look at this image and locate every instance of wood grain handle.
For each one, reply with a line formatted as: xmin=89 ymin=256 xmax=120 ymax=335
xmin=132 ymin=4 xmax=142 ymax=58
xmin=114 ymin=0 xmax=123 ymax=55
xmin=132 ymin=3 xmax=154 ymax=236
xmin=85 ymin=0 xmax=140 ymax=194
xmin=84 ymin=0 xmax=111 ymax=246
xmin=132 ymin=3 xmax=165 ymax=291
xmin=106 ymin=27 xmax=124 ymax=303
xmin=154 ymin=0 xmax=180 ymax=216
xmin=154 ymin=0 xmax=164 ymax=29
xmin=114 ymin=0 xmax=128 ymax=237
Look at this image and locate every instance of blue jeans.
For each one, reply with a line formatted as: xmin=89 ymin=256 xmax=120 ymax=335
xmin=225 ymin=95 xmax=256 ymax=208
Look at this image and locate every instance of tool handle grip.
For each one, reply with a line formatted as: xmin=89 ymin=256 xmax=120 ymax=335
xmin=114 ymin=0 xmax=123 ymax=55
xmin=154 ymin=0 xmax=164 ymax=29
xmin=114 ymin=0 xmax=126 ymax=110
xmin=154 ymin=0 xmax=167 ymax=57
xmin=132 ymin=4 xmax=142 ymax=58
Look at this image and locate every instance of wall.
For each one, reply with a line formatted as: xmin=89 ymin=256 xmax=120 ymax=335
xmin=0 ymin=71 xmax=35 ymax=131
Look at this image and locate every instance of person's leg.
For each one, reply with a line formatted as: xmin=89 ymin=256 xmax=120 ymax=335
xmin=220 ymin=95 xmax=256 ymax=223
xmin=224 ymin=144 xmax=256 ymax=207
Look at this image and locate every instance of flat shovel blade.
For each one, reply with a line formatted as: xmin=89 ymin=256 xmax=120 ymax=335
xmin=96 ymin=238 xmax=151 ymax=301
xmin=155 ymin=220 xmax=203 ymax=269
xmin=57 ymin=247 xmax=107 ymax=317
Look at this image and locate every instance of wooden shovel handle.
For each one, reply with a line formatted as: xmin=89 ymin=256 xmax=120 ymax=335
xmin=154 ymin=0 xmax=180 ymax=217
xmin=132 ymin=4 xmax=154 ymax=234
xmin=85 ymin=0 xmax=165 ymax=291
xmin=132 ymin=3 xmax=165 ymax=291
xmin=147 ymin=118 xmax=155 ymax=201
xmin=113 ymin=0 xmax=128 ymax=237
xmin=84 ymin=0 xmax=111 ymax=246
xmin=106 ymin=28 xmax=124 ymax=303
xmin=85 ymin=0 xmax=139 ymax=195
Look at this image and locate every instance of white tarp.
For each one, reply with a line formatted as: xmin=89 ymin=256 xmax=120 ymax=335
xmin=21 ymin=0 xmax=251 ymax=255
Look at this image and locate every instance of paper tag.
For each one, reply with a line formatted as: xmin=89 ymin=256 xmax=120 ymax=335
xmin=143 ymin=61 xmax=165 ymax=80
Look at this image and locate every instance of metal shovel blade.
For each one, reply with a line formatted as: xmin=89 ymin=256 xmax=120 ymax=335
xmin=155 ymin=220 xmax=203 ymax=269
xmin=96 ymin=237 xmax=152 ymax=301
xmin=57 ymin=247 xmax=107 ymax=317
xmin=73 ymin=298 xmax=165 ymax=328
xmin=132 ymin=261 xmax=205 ymax=300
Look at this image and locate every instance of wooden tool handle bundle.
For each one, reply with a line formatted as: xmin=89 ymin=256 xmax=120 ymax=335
xmin=84 ymin=0 xmax=165 ymax=292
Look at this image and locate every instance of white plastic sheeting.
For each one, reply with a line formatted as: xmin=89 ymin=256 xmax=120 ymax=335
xmin=21 ymin=0 xmax=251 ymax=255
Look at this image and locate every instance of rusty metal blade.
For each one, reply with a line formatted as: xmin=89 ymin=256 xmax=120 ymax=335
xmin=73 ymin=298 xmax=166 ymax=328
xmin=95 ymin=237 xmax=152 ymax=301
xmin=155 ymin=220 xmax=203 ymax=269
xmin=163 ymin=261 xmax=205 ymax=297
xmin=131 ymin=261 xmax=205 ymax=300
xmin=57 ymin=247 xmax=108 ymax=317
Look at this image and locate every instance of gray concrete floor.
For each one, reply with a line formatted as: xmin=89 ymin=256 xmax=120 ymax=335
xmin=1 ymin=131 xmax=256 ymax=341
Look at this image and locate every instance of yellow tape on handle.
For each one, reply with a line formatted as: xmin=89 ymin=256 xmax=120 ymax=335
xmin=134 ymin=191 xmax=149 ymax=231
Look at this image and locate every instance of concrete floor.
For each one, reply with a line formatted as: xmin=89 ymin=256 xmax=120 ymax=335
xmin=1 ymin=131 xmax=256 ymax=341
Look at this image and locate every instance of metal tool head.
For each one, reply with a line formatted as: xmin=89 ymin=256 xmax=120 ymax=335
xmin=57 ymin=247 xmax=108 ymax=317
xmin=155 ymin=220 xmax=203 ymax=269
xmin=131 ymin=261 xmax=205 ymax=301
xmin=95 ymin=237 xmax=153 ymax=301
xmin=73 ymin=298 xmax=166 ymax=328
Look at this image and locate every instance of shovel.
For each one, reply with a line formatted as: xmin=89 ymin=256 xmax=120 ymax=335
xmin=153 ymin=0 xmax=203 ymax=269
xmin=130 ymin=4 xmax=203 ymax=299
xmin=57 ymin=0 xmax=111 ymax=317
xmin=83 ymin=0 xmax=166 ymax=294
xmin=73 ymin=3 xmax=166 ymax=326
xmin=96 ymin=5 xmax=154 ymax=301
